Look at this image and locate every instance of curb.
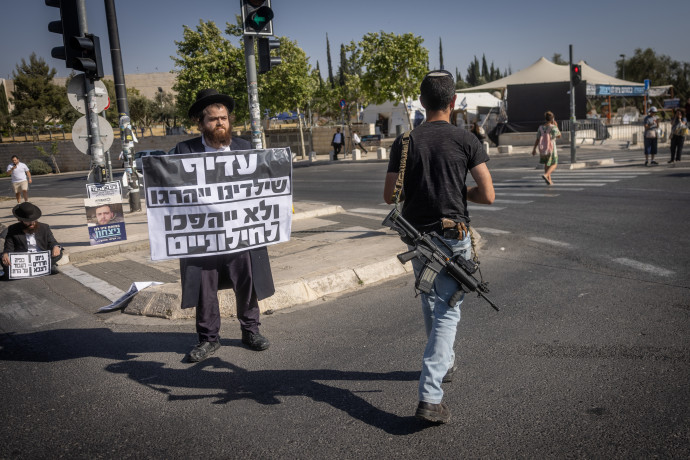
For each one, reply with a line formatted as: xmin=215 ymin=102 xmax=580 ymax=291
xmin=122 ymin=255 xmax=413 ymax=320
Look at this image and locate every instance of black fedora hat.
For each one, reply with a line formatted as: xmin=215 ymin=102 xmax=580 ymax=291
xmin=188 ymin=89 xmax=235 ymax=118
xmin=13 ymin=202 xmax=42 ymax=222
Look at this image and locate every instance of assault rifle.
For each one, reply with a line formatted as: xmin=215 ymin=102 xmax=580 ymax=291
xmin=382 ymin=208 xmax=500 ymax=311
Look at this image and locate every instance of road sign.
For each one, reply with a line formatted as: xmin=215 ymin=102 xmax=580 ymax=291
xmin=644 ymin=79 xmax=650 ymax=91
xmin=67 ymin=74 xmax=108 ymax=114
xmin=72 ymin=115 xmax=114 ymax=154
xmin=340 ymin=99 xmax=346 ymax=108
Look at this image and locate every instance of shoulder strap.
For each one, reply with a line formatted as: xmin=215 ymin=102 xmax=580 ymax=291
xmin=392 ymin=130 xmax=412 ymax=205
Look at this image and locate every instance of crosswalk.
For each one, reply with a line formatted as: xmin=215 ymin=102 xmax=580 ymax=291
xmin=349 ymin=167 xmax=651 ymax=220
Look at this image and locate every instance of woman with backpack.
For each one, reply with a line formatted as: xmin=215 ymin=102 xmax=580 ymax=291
xmin=531 ymin=111 xmax=561 ymax=185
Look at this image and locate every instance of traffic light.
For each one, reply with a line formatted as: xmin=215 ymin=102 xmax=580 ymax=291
xmin=71 ymin=33 xmax=104 ymax=79
xmin=258 ymin=37 xmax=281 ymax=73
xmin=570 ymin=64 xmax=582 ymax=86
xmin=46 ymin=0 xmax=80 ymax=68
xmin=241 ymin=0 xmax=274 ymax=36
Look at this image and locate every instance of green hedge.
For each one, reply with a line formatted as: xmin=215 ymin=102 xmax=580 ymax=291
xmin=27 ymin=159 xmax=53 ymax=175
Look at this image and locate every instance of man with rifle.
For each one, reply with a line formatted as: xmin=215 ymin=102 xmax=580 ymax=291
xmin=383 ymin=70 xmax=495 ymax=424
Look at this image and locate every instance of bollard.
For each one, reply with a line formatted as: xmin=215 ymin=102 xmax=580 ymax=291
xmin=632 ymin=132 xmax=638 ymax=145
xmin=482 ymin=141 xmax=490 ymax=155
xmin=329 ymin=150 xmax=335 ymax=161
xmin=377 ymin=147 xmax=387 ymax=160
xmin=353 ymin=149 xmax=361 ymax=160
xmin=497 ymin=145 xmax=513 ymax=154
xmin=309 ymin=151 xmax=316 ymax=162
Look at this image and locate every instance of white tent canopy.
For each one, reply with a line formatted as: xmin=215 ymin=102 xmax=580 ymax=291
xmin=466 ymin=57 xmax=649 ymax=91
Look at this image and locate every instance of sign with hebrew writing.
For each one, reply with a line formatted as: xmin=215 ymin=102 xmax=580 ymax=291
xmin=143 ymin=148 xmax=292 ymax=261
xmin=8 ymin=251 xmax=51 ymax=279
xmin=84 ymin=181 xmax=127 ymax=245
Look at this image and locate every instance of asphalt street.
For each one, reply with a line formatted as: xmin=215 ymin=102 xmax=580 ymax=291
xmin=1 ymin=145 xmax=689 ymax=458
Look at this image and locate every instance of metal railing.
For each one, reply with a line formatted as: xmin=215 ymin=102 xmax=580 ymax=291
xmin=560 ymin=119 xmax=674 ymax=145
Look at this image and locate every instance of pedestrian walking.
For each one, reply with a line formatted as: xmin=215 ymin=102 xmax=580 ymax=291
xmin=644 ymin=106 xmax=659 ymax=166
xmin=383 ymin=70 xmax=495 ymax=424
xmin=170 ymin=89 xmax=274 ymax=363
xmin=668 ymin=109 xmax=687 ymax=164
xmin=6 ymin=155 xmax=32 ymax=203
xmin=331 ymin=127 xmax=345 ymax=160
xmin=352 ymin=130 xmax=368 ymax=154
xmin=531 ymin=111 xmax=561 ymax=185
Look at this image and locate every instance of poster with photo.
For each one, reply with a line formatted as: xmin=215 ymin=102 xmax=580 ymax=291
xmin=85 ymin=181 xmax=127 ymax=245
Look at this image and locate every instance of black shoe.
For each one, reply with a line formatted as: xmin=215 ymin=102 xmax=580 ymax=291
xmin=187 ymin=340 xmax=221 ymax=362
xmin=51 ymin=266 xmax=60 ymax=275
xmin=442 ymin=365 xmax=456 ymax=383
xmin=242 ymin=330 xmax=270 ymax=351
xmin=645 ymin=161 xmax=649 ymax=167
xmin=415 ymin=401 xmax=450 ymax=423
xmin=651 ymin=160 xmax=658 ymax=165
xmin=668 ymin=160 xmax=675 ymax=164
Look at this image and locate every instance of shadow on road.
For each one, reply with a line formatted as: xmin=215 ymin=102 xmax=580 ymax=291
xmin=0 ymin=328 xmax=431 ymax=435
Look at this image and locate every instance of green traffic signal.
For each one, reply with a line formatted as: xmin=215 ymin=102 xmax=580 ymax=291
xmin=245 ymin=6 xmax=273 ymax=32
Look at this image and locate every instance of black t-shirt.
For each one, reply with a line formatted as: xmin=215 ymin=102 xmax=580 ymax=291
xmin=386 ymin=121 xmax=489 ymax=232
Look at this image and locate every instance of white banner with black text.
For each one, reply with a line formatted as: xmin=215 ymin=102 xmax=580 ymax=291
xmin=143 ymin=148 xmax=292 ymax=261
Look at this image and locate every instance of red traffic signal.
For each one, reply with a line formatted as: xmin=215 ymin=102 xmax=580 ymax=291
xmin=570 ymin=64 xmax=582 ymax=86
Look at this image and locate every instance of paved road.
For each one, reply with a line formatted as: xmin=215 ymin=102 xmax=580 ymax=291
xmin=1 ymin=147 xmax=688 ymax=457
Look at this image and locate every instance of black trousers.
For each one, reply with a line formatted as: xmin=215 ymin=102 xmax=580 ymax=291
xmin=333 ymin=143 xmax=343 ymax=158
xmin=196 ymin=251 xmax=260 ymax=343
xmin=670 ymin=135 xmax=684 ymax=161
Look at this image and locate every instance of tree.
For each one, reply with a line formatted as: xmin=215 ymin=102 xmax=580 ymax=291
xmin=353 ymin=31 xmax=428 ymax=129
xmin=481 ymin=54 xmax=489 ymax=79
xmin=338 ymin=44 xmax=347 ymax=87
xmin=617 ymin=48 xmax=689 ymax=101
xmin=552 ymin=53 xmax=567 ymax=65
xmin=10 ymin=53 xmax=69 ymax=134
xmin=153 ymin=89 xmax=177 ymax=129
xmin=172 ymin=20 xmax=246 ymax=124
xmin=439 ymin=38 xmax=444 ymax=70
xmin=0 ymin=80 xmax=10 ymax=133
xmin=326 ymin=34 xmax=335 ymax=89
xmin=258 ymin=36 xmax=314 ymax=115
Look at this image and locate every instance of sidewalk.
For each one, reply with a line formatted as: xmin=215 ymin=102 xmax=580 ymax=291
xmin=0 ymin=193 xmax=412 ymax=320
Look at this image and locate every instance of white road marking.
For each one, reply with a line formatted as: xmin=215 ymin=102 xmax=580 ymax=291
xmin=612 ymin=258 xmax=674 ymax=277
xmin=467 ymin=205 xmax=505 ymax=211
xmin=475 ymin=227 xmax=511 ymax=235
xmin=497 ymin=192 xmax=560 ymax=197
xmin=60 ymin=265 xmax=126 ymax=301
xmin=527 ymin=237 xmax=572 ymax=248
xmin=494 ymin=199 xmax=533 ymax=204
xmin=348 ymin=207 xmax=393 ymax=215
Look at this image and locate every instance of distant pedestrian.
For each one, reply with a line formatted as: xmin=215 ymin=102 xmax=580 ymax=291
xmin=470 ymin=122 xmax=486 ymax=142
xmin=331 ymin=127 xmax=344 ymax=160
xmin=643 ymin=106 xmax=659 ymax=166
xmin=6 ymin=155 xmax=32 ymax=203
xmin=352 ymin=130 xmax=368 ymax=154
xmin=531 ymin=111 xmax=561 ymax=185
xmin=669 ymin=109 xmax=687 ymax=164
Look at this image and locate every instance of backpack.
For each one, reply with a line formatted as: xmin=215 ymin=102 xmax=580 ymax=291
xmin=538 ymin=125 xmax=553 ymax=158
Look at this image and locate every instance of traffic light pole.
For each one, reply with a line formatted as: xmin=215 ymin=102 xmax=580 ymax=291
xmin=75 ymin=0 xmax=106 ymax=183
xmin=104 ymin=0 xmax=141 ymax=211
xmin=569 ymin=44 xmax=577 ymax=164
xmin=244 ymin=35 xmax=264 ymax=149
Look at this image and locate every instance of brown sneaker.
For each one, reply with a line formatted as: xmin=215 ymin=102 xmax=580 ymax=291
xmin=415 ymin=401 xmax=451 ymax=423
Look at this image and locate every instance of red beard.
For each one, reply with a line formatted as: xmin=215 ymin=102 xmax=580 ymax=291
xmin=203 ymin=125 xmax=231 ymax=146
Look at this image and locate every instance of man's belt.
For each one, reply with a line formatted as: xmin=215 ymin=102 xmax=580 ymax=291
xmin=441 ymin=218 xmax=469 ymax=240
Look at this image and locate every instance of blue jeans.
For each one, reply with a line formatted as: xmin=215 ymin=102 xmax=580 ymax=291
xmin=410 ymin=234 xmax=472 ymax=404
xmin=644 ymin=137 xmax=658 ymax=157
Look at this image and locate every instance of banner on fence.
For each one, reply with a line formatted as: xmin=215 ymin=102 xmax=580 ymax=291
xmin=143 ymin=148 xmax=293 ymax=261
xmin=8 ymin=251 xmax=51 ymax=279
xmin=85 ymin=181 xmax=127 ymax=245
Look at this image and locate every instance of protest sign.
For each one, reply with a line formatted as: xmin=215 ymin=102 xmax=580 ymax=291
xmin=8 ymin=251 xmax=51 ymax=279
xmin=143 ymin=148 xmax=292 ymax=261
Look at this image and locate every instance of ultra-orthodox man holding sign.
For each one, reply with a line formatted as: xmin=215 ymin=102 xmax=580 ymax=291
xmin=155 ymin=89 xmax=283 ymax=363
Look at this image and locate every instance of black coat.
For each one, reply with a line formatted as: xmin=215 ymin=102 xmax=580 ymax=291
xmin=3 ymin=222 xmax=59 ymax=254
xmin=171 ymin=136 xmax=275 ymax=308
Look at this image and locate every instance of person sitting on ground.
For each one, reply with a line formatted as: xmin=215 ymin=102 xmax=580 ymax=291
xmin=1 ymin=202 xmax=63 ymax=278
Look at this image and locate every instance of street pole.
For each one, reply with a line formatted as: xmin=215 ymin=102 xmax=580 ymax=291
xmin=104 ymin=0 xmax=141 ymax=211
xmin=244 ymin=35 xmax=263 ymax=149
xmin=569 ymin=44 xmax=577 ymax=164
xmin=76 ymin=0 xmax=105 ymax=183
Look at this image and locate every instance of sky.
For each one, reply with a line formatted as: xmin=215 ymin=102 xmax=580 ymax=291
xmin=1 ymin=0 xmax=689 ymax=84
